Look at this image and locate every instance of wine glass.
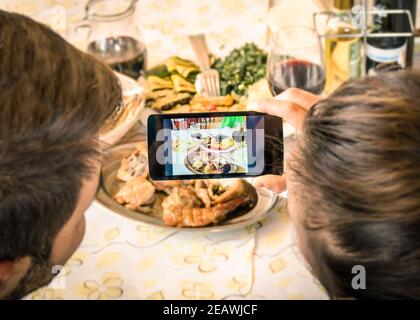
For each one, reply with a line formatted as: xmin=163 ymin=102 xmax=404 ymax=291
xmin=267 ymin=26 xmax=326 ymax=96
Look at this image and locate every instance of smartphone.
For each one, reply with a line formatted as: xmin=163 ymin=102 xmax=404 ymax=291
xmin=147 ymin=111 xmax=283 ymax=180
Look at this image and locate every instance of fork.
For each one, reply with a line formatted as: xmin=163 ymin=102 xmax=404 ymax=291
xmin=188 ymin=34 xmax=221 ymax=97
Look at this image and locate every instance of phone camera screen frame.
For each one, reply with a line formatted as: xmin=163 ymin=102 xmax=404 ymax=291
xmin=147 ymin=111 xmax=283 ymax=180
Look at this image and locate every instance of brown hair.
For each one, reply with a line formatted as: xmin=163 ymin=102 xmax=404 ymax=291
xmin=291 ymin=70 xmax=420 ymax=299
xmin=0 ymin=11 xmax=121 ymax=262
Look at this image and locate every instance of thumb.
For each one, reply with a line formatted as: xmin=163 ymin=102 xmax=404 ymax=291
xmin=252 ymin=174 xmax=287 ymax=194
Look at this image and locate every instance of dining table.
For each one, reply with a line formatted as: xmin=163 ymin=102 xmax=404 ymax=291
xmin=0 ymin=0 xmax=331 ymax=300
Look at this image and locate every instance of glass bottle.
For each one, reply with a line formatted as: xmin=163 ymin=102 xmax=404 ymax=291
xmin=76 ymin=0 xmax=147 ymax=79
xmin=324 ymin=0 xmax=362 ymax=94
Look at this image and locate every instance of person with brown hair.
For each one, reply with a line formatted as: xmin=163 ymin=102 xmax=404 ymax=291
xmin=0 ymin=11 xmax=122 ymax=299
xmin=251 ymin=70 xmax=420 ymax=299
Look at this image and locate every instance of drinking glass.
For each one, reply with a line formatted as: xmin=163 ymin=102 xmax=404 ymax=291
xmin=267 ymin=26 xmax=326 ymax=96
xmin=75 ymin=0 xmax=147 ymax=79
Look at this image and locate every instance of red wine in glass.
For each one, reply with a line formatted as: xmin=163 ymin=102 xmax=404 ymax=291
xmin=268 ymin=59 xmax=326 ymax=96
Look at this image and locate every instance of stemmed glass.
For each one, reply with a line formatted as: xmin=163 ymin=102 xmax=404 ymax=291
xmin=267 ymin=26 xmax=326 ymax=96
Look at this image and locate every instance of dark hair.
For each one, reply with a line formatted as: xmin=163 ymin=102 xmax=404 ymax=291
xmin=292 ymin=70 xmax=420 ymax=299
xmin=0 ymin=11 xmax=122 ymax=261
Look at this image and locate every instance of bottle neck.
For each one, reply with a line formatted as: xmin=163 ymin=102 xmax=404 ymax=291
xmin=327 ymin=9 xmax=357 ymax=31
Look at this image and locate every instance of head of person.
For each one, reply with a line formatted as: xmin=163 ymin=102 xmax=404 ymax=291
xmin=0 ymin=11 xmax=122 ymax=299
xmin=287 ymin=70 xmax=420 ymax=299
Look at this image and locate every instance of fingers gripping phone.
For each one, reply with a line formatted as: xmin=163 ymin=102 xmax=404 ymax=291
xmin=147 ymin=111 xmax=283 ymax=180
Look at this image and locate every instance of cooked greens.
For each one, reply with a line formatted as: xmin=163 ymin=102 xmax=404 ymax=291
xmin=212 ymin=43 xmax=267 ymax=96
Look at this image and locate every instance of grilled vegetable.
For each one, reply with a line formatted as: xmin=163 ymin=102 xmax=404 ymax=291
xmin=146 ymin=64 xmax=170 ymax=78
xmin=191 ymin=95 xmax=235 ymax=107
xmin=165 ymin=57 xmax=199 ymax=78
xmin=146 ymin=89 xmax=173 ymax=101
xmin=145 ymin=57 xmax=198 ymax=111
xmin=147 ymin=76 xmax=173 ymax=91
xmin=212 ymin=43 xmax=267 ymax=96
xmin=171 ymin=74 xmax=196 ymax=93
xmin=149 ymin=92 xmax=192 ymax=111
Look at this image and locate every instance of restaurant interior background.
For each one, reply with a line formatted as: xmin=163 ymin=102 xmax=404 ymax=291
xmin=0 ymin=0 xmax=419 ymax=300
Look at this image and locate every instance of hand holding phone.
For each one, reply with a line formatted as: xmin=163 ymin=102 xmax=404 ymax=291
xmin=249 ymin=88 xmax=321 ymax=193
xmin=147 ymin=111 xmax=283 ymax=180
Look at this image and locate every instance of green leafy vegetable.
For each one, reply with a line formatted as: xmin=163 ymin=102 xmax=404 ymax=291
xmin=212 ymin=43 xmax=267 ymax=96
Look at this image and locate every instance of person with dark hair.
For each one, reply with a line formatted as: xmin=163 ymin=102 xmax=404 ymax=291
xmin=0 ymin=11 xmax=122 ymax=299
xmin=251 ymin=70 xmax=420 ymax=299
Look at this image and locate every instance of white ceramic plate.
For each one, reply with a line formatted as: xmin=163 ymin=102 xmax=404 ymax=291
xmin=95 ymin=141 xmax=280 ymax=232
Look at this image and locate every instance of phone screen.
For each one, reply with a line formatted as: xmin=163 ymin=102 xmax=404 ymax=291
xmin=148 ymin=112 xmax=282 ymax=180
xmin=165 ymin=114 xmax=264 ymax=176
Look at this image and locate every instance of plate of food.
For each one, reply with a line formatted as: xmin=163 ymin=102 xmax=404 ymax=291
xmin=95 ymin=140 xmax=279 ymax=231
xmin=185 ymin=150 xmax=246 ymax=175
xmin=199 ymin=134 xmax=238 ymax=154
xmin=139 ymin=43 xmax=268 ymax=125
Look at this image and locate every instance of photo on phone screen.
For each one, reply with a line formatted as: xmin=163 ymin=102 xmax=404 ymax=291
xmin=147 ymin=112 xmax=283 ymax=180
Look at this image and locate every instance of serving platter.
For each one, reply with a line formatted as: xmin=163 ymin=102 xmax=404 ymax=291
xmin=95 ymin=141 xmax=280 ymax=232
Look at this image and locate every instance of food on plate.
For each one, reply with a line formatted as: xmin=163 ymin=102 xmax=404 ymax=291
xmin=146 ymin=89 xmax=173 ymax=101
xmin=161 ymin=179 xmax=257 ymax=227
xmin=171 ymin=74 xmax=196 ymax=93
xmin=212 ymin=43 xmax=267 ymax=96
xmin=112 ymin=143 xmax=257 ymax=227
xmin=188 ymin=150 xmax=237 ymax=174
xmin=201 ymin=135 xmax=237 ymax=151
xmin=146 ymin=57 xmax=198 ymax=91
xmin=192 ymin=152 xmax=207 ymax=171
xmin=144 ymin=45 xmax=268 ymax=114
xmin=247 ymin=78 xmax=273 ymax=101
xmin=154 ymin=180 xmax=195 ymax=194
xmin=146 ymin=64 xmax=171 ymax=78
xmin=190 ymin=95 xmax=235 ymax=107
xmin=145 ymin=57 xmax=197 ymax=111
xmin=147 ymin=91 xmax=192 ymax=111
xmin=145 ymin=55 xmax=247 ymax=113
xmin=191 ymin=132 xmax=202 ymax=140
xmin=220 ymin=137 xmax=236 ymax=150
xmin=114 ymin=176 xmax=156 ymax=211
xmin=165 ymin=56 xmax=200 ymax=80
xmin=194 ymin=180 xmax=212 ymax=208
xmin=161 ymin=94 xmax=245 ymax=113
xmin=146 ymin=75 xmax=173 ymax=91
xmin=116 ymin=141 xmax=148 ymax=181
xmin=172 ymin=138 xmax=200 ymax=152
